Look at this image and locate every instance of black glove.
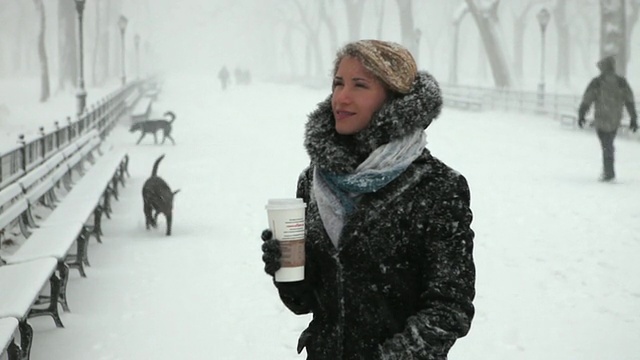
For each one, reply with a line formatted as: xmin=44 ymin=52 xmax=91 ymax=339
xmin=578 ymin=117 xmax=586 ymax=128
xmin=630 ymin=118 xmax=638 ymax=133
xmin=261 ymin=229 xmax=281 ymax=276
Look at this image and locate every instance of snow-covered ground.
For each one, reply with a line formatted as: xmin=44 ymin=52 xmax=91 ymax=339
xmin=2 ymin=73 xmax=640 ymax=360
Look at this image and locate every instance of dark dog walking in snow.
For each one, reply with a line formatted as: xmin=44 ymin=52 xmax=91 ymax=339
xmin=130 ymin=111 xmax=177 ymax=145
xmin=142 ymin=154 xmax=179 ymax=235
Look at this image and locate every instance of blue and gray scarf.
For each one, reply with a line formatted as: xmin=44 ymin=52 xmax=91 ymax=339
xmin=313 ymin=130 xmax=427 ymax=247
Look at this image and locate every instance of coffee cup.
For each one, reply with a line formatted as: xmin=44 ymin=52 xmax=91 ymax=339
xmin=265 ymin=198 xmax=306 ymax=282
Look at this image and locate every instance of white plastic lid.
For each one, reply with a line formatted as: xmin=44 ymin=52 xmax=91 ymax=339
xmin=265 ymin=198 xmax=306 ymax=210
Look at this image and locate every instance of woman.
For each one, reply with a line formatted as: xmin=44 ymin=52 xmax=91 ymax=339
xmin=261 ymin=39 xmax=475 ymax=359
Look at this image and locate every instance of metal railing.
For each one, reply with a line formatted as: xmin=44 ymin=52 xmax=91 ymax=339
xmin=440 ymin=83 xmax=639 ymax=121
xmin=0 ymin=80 xmax=145 ymax=191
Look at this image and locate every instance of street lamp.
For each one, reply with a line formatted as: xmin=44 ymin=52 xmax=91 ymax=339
xmin=134 ymin=34 xmax=140 ymax=79
xmin=118 ymin=15 xmax=128 ymax=86
xmin=536 ymin=8 xmax=551 ymax=109
xmin=74 ymin=0 xmax=87 ymax=116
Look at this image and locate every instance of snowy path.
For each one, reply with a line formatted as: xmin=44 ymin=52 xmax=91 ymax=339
xmin=23 ymin=75 xmax=640 ymax=360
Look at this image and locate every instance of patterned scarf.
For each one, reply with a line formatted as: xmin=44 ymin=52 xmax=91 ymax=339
xmin=313 ymin=130 xmax=427 ymax=247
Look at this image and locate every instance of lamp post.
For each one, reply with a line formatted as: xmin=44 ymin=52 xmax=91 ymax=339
xmin=74 ymin=0 xmax=87 ymax=116
xmin=118 ymin=15 xmax=128 ymax=86
xmin=536 ymin=8 xmax=551 ymax=110
xmin=134 ymin=34 xmax=140 ymax=79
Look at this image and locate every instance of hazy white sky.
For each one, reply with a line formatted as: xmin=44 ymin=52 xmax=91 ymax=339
xmin=126 ymin=0 xmax=277 ymax=74
xmin=1 ymin=0 xmax=639 ymax=91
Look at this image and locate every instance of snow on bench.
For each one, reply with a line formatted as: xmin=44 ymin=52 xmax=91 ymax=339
xmin=444 ymin=95 xmax=483 ymax=111
xmin=131 ymin=96 xmax=153 ymax=123
xmin=0 ymin=257 xmax=62 ymax=360
xmin=0 ymin=143 xmax=126 ymax=356
xmin=33 ymin=148 xmax=128 ymax=273
xmin=3 ymin=222 xmax=85 ymax=312
xmin=0 ymin=317 xmax=20 ymax=360
xmin=40 ymin=152 xmax=67 ymax=205
xmin=18 ymin=157 xmax=57 ymax=211
xmin=124 ymin=88 xmax=140 ymax=110
xmin=0 ymin=183 xmax=31 ymax=239
xmin=0 ymin=124 xmax=125 ymax=360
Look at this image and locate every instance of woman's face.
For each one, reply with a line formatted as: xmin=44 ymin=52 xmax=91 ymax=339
xmin=331 ymin=56 xmax=387 ymax=135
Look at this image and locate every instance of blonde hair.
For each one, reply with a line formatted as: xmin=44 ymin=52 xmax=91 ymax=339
xmin=332 ymin=40 xmax=418 ymax=94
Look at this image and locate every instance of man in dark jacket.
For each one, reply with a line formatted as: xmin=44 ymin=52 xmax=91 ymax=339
xmin=578 ymin=55 xmax=637 ymax=182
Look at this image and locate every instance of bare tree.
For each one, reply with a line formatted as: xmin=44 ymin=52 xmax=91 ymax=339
xmin=57 ymin=0 xmax=77 ymax=91
xmin=91 ymin=0 xmax=102 ymax=86
xmin=415 ymin=1 xmax=454 ymax=72
xmin=509 ymin=0 xmax=537 ymax=82
xmin=12 ymin=0 xmax=31 ymax=75
xmin=0 ymin=1 xmax=10 ymax=76
xmin=600 ymin=0 xmax=627 ymax=75
xmin=551 ymin=0 xmax=571 ymax=85
xmin=100 ymin=0 xmax=117 ymax=84
xmin=0 ymin=2 xmax=14 ymax=76
xmin=319 ymin=0 xmax=338 ymax=57
xmin=395 ymin=0 xmax=420 ymax=59
xmin=626 ymin=0 xmax=640 ymax=68
xmin=572 ymin=0 xmax=599 ymax=74
xmin=374 ymin=0 xmax=385 ymax=40
xmin=270 ymin=3 xmax=304 ymax=79
xmin=450 ymin=2 xmax=470 ymax=84
xmin=282 ymin=28 xmax=298 ymax=78
xmin=292 ymin=0 xmax=324 ymax=78
xmin=465 ymin=0 xmax=512 ymax=87
xmin=344 ymin=0 xmax=366 ymax=42
xmin=33 ymin=0 xmax=50 ymax=102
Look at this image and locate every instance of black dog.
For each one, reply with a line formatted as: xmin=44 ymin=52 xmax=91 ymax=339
xmin=142 ymin=154 xmax=179 ymax=235
xmin=130 ymin=111 xmax=176 ymax=145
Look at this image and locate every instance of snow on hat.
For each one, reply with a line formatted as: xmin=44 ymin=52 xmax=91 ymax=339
xmin=333 ymin=40 xmax=418 ymax=94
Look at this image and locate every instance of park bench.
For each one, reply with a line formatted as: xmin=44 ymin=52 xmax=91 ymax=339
xmin=0 ymin=257 xmax=62 ymax=360
xmin=444 ymin=95 xmax=483 ymax=111
xmin=16 ymin=152 xmax=68 ymax=228
xmin=0 ymin=183 xmax=32 ymax=240
xmin=8 ymin=132 xmax=99 ymax=233
xmin=0 ymin=317 xmax=20 ymax=360
xmin=144 ymin=81 xmax=161 ymax=101
xmin=559 ymin=110 xmax=580 ymax=128
xmin=17 ymin=146 xmax=129 ymax=280
xmin=0 ymin=129 xmax=99 ymax=231
xmin=1 ymin=185 xmax=63 ymax=359
xmin=559 ymin=109 xmax=634 ymax=134
xmin=131 ymin=96 xmax=154 ymax=123
xmin=124 ymin=88 xmax=140 ymax=111
xmin=19 ymin=154 xmax=59 ymax=211
xmin=0 ymin=131 xmax=127 ymax=359
xmin=52 ymin=130 xmax=101 ymax=193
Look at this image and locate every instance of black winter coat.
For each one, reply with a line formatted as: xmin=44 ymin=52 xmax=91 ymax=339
xmin=578 ymin=56 xmax=637 ymax=132
xmin=272 ymin=71 xmax=475 ymax=359
xmin=274 ymin=151 xmax=475 ymax=360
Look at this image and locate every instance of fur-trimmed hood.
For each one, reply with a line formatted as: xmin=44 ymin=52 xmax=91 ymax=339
xmin=304 ymin=71 xmax=442 ymax=174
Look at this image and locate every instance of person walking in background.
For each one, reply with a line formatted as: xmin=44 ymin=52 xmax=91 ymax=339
xmin=217 ymin=66 xmax=230 ymax=90
xmin=578 ymin=55 xmax=637 ymax=182
xmin=260 ymin=40 xmax=475 ymax=359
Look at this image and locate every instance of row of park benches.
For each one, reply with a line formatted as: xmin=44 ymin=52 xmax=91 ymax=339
xmin=443 ymin=93 xmax=637 ymax=136
xmin=558 ymin=109 xmax=637 ymax=135
xmin=124 ymin=82 xmax=159 ymax=124
xmin=443 ymin=94 xmax=483 ymax=111
xmin=0 ymin=129 xmax=129 ymax=360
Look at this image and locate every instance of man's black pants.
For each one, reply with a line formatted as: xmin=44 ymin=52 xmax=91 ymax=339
xmin=596 ymin=129 xmax=617 ymax=179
